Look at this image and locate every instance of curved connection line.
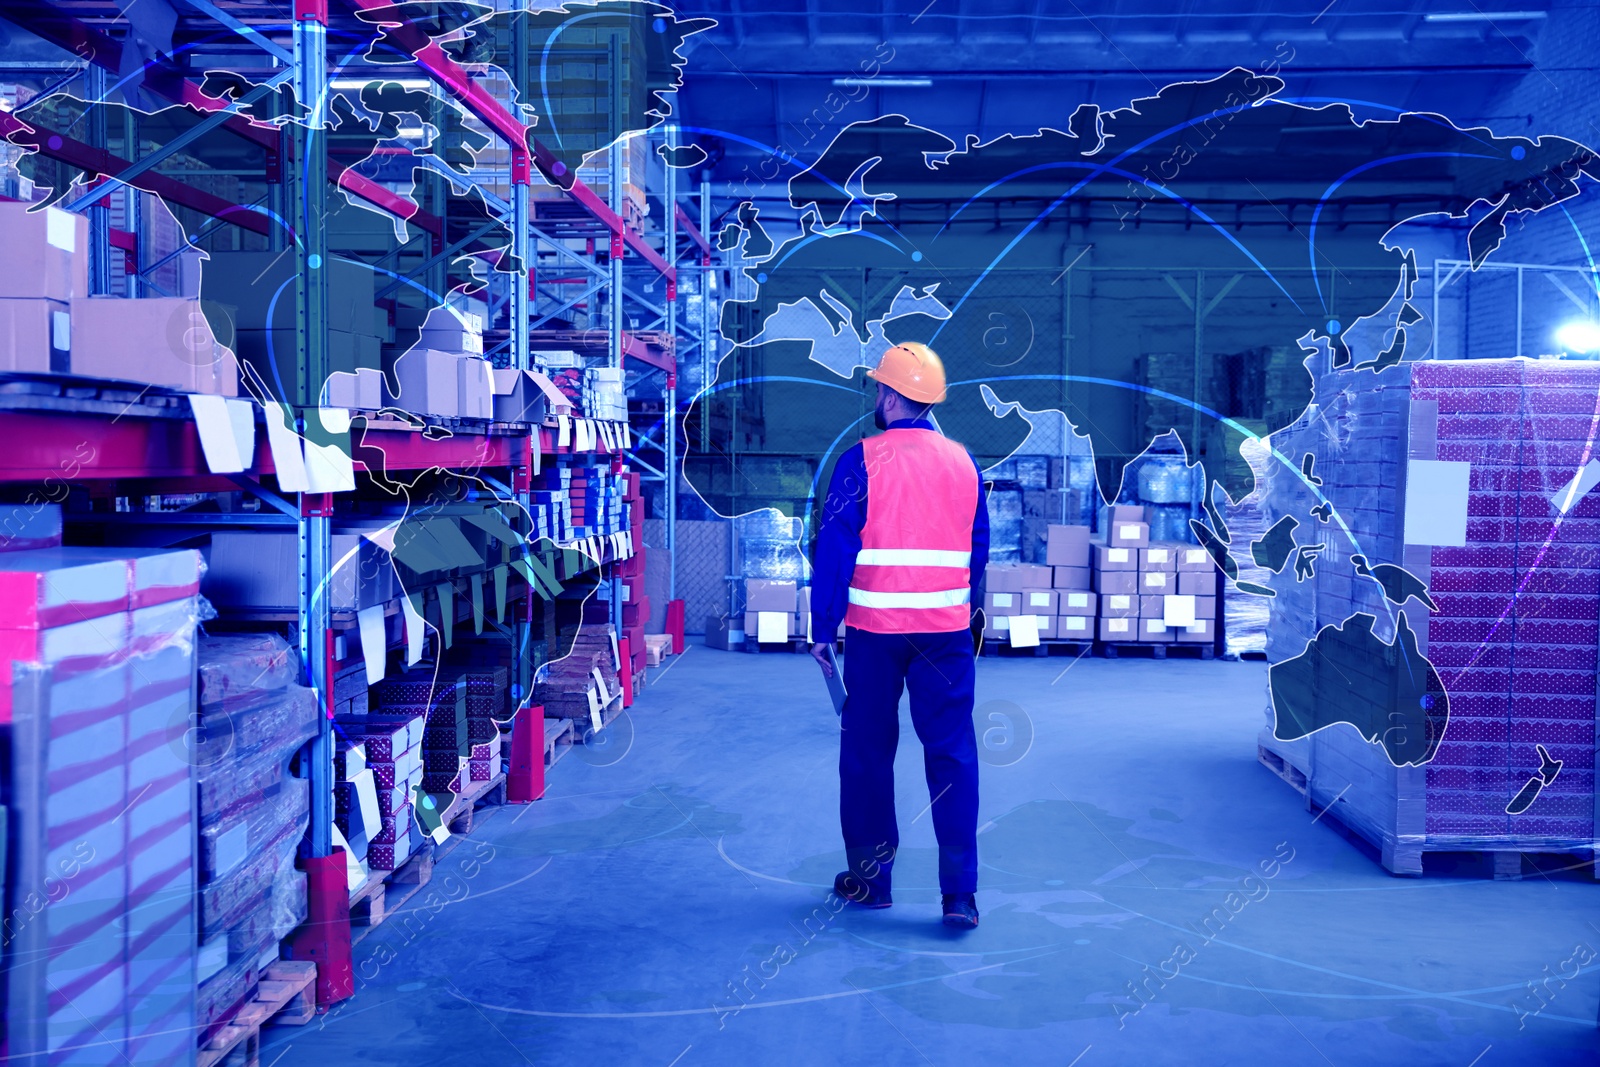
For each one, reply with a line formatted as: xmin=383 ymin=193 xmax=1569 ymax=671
xmin=1307 ymin=151 xmax=1499 ymax=310
xmin=449 ymin=949 xmax=1062 ymax=1019
xmin=927 ymin=161 xmax=1303 ymax=347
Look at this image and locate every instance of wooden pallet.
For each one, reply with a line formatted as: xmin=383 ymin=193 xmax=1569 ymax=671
xmin=1101 ymin=641 xmax=1215 ymax=660
xmin=197 ymin=961 xmax=317 ymax=1067
xmin=351 ymin=844 xmax=436 ymax=939
xmin=442 ymin=771 xmax=508 ymax=836
xmin=1257 ymin=743 xmax=1309 ymax=796
xmin=545 ymin=717 xmax=574 ymax=766
xmin=981 ymin=639 xmax=1095 ymax=658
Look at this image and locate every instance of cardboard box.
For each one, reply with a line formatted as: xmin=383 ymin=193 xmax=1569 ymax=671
xmin=490 ymin=369 xmax=549 ymax=423
xmin=71 ymin=296 xmax=236 ymax=394
xmin=398 ymin=304 xmax=483 ymax=355
xmin=1099 ymin=616 xmax=1134 ymax=642
xmin=797 ymin=586 xmax=812 ymax=613
xmin=0 ymin=298 xmax=70 ymax=373
xmin=1044 ymin=525 xmax=1091 ymax=567
xmin=984 ymin=591 xmax=1022 ymax=617
xmin=390 ymin=348 xmax=459 ymax=417
xmin=457 ymin=356 xmax=494 ymax=419
xmin=1139 ymin=616 xmax=1175 ymax=643
xmin=703 ymin=614 xmax=739 ymax=650
xmin=1179 ymin=570 xmax=1217 ymax=596
xmin=1140 ymin=570 xmax=1175 ymax=593
xmin=1138 ymin=594 xmax=1166 ymax=618
xmin=1192 ymin=595 xmax=1217 ymax=620
xmin=0 ymin=203 xmax=87 ymax=301
xmin=1020 ymin=589 xmax=1057 ymax=615
xmin=985 ymin=564 xmax=1021 ymax=592
xmin=1059 ymin=590 xmax=1096 ymax=614
xmin=1052 ymin=566 xmax=1091 ymax=591
xmin=1094 ymin=570 xmax=1138 ymax=596
xmin=1110 ymin=521 xmax=1151 ymax=549
xmin=1108 ymin=504 xmax=1146 ymax=525
xmin=321 ymin=368 xmax=383 ymax=409
xmin=1094 ymin=545 xmax=1137 ymax=571
xmin=1176 ymin=618 xmax=1214 ymax=643
xmin=1100 ymin=593 xmax=1137 ymax=618
xmin=744 ymin=610 xmax=793 ymax=643
xmin=1056 ymin=614 xmax=1093 ymax=638
xmin=1139 ymin=545 xmax=1178 ymax=571
xmin=746 ymin=579 xmax=797 ymax=613
xmin=1176 ymin=546 xmax=1213 ymax=571
xmin=982 ymin=615 xmax=1010 ymax=640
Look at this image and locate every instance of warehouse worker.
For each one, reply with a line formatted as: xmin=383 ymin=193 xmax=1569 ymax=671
xmin=810 ymin=342 xmax=989 ymax=929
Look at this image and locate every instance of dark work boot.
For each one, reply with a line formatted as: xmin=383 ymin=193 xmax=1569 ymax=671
xmin=834 ymin=871 xmax=892 ymax=908
xmin=942 ymin=894 xmax=979 ymax=928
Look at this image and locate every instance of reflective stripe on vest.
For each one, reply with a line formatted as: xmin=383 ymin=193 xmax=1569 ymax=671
xmin=844 ymin=428 xmax=978 ymax=635
xmin=855 ymin=548 xmax=971 ymax=568
xmin=847 ymin=587 xmax=971 ymax=609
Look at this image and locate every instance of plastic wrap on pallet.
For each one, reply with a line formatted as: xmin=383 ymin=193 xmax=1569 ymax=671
xmin=1 ymin=567 xmax=201 ymax=1066
xmin=198 ymin=632 xmax=297 ymax=708
xmin=1220 ymin=436 xmax=1274 ymax=659
xmin=195 ymin=687 xmax=319 ymax=822
xmin=1261 ymin=356 xmax=1600 ymax=868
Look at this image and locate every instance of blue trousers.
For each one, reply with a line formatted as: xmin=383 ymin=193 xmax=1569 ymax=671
xmin=839 ymin=627 xmax=979 ymax=896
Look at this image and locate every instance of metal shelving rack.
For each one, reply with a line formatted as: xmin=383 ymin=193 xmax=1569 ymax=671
xmin=0 ymin=0 xmax=705 ymax=1012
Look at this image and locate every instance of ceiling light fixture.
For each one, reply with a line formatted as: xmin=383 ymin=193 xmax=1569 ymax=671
xmin=831 ymin=77 xmax=932 ymax=88
xmin=1422 ymin=11 xmax=1547 ymax=21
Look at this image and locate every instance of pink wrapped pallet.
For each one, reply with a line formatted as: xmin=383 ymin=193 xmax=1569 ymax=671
xmin=1262 ymin=357 xmax=1600 ymax=874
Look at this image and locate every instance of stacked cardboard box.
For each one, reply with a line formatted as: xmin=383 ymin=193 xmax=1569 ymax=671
xmin=1046 ymin=524 xmax=1095 ymax=641
xmin=0 ymin=202 xmax=84 ymax=376
xmin=193 ymin=634 xmax=318 ymax=1033
xmin=1266 ymin=358 xmax=1600 ymax=868
xmin=1 ymin=546 xmax=206 ymax=1065
xmin=337 ymin=705 xmax=427 ymax=870
xmin=744 ymin=579 xmax=803 ymax=643
xmin=535 ymin=623 xmax=621 ymax=733
xmin=584 ymin=366 xmax=628 ymax=422
xmin=1092 ymin=506 xmax=1216 ymax=644
xmin=981 ymin=563 xmax=1054 ymax=644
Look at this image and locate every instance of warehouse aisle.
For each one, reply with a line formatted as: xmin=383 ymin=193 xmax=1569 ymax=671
xmin=265 ymin=649 xmax=1600 ymax=1066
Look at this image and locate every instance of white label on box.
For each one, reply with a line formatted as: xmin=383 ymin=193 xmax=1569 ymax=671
xmin=757 ymin=611 xmax=788 ymax=643
xmin=45 ymin=206 xmax=75 ymax=252
xmin=1109 ymin=548 xmax=1130 ymax=563
xmin=1119 ymin=524 xmax=1141 ymax=538
xmin=1163 ymin=594 xmax=1197 ymax=627
xmin=993 ymin=592 xmax=1016 ymax=609
xmin=1187 ymin=619 xmax=1211 ymax=634
xmin=995 ymin=616 xmax=1010 ymax=630
xmin=1148 ymin=548 xmax=1169 ymax=563
xmin=1110 ymin=595 xmax=1131 ymax=609
xmin=51 ymin=310 xmax=70 ymax=350
xmin=1066 ymin=593 xmax=1090 ymax=608
xmin=1145 ymin=618 xmax=1168 ymax=633
xmin=1108 ymin=618 xmax=1130 ymax=634
xmin=358 ymin=605 xmax=387 ymax=685
xmin=1009 ymin=614 xmax=1040 ymax=648
xmin=557 ymin=414 xmax=571 ymax=447
xmin=1405 ymin=458 xmax=1471 ymax=546
xmin=1028 ymin=592 xmax=1051 ymax=607
xmin=1063 ymin=616 xmax=1088 ymax=632
xmin=1185 ymin=549 xmax=1208 ymax=564
xmin=1144 ymin=572 xmax=1166 ymax=587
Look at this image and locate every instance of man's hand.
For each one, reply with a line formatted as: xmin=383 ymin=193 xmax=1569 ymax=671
xmin=811 ymin=642 xmax=834 ymax=678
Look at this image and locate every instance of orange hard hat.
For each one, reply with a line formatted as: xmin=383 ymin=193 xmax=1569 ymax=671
xmin=867 ymin=341 xmax=947 ymax=404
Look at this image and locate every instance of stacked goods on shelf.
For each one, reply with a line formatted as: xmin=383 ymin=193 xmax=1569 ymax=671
xmin=531 ymin=466 xmax=576 ymax=542
xmin=382 ymin=297 xmax=495 ymax=419
xmin=619 ymin=470 xmax=648 ymax=679
xmin=744 ymin=578 xmax=803 ymax=643
xmin=205 ymin=528 xmax=396 ymax=612
xmin=583 ymin=366 xmax=628 ymax=422
xmin=194 ymin=634 xmax=318 ymax=1037
xmin=535 ymin=623 xmax=622 ymax=733
xmin=981 ymin=562 xmax=1054 ymax=645
xmin=2 ymin=546 xmax=205 ymax=1065
xmin=203 ymin=248 xmax=383 ymax=389
xmin=1263 ymin=357 xmax=1600 ymax=872
xmin=0 ymin=202 xmax=84 ymax=376
xmin=336 ymin=703 xmax=427 ymax=871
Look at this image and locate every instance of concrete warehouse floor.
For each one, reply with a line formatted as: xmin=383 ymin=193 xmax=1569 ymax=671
xmin=266 ymin=648 xmax=1600 ymax=1066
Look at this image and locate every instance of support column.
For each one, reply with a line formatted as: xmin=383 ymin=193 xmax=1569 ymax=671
xmin=85 ymin=65 xmax=112 ymax=295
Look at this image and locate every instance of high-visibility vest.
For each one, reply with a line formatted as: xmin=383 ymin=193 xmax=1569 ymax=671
xmin=844 ymin=428 xmax=978 ymax=634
